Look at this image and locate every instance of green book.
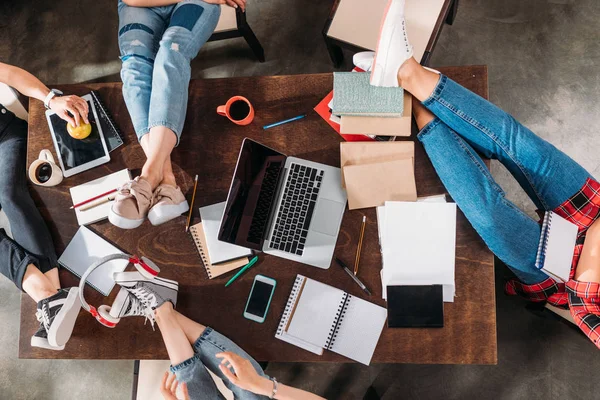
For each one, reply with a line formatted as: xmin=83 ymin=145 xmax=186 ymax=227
xmin=332 ymin=72 xmax=404 ymax=117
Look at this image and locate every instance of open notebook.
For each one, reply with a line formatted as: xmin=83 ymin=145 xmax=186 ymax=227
xmin=277 ymin=275 xmax=387 ymax=365
xmin=536 ymin=211 xmax=579 ymax=282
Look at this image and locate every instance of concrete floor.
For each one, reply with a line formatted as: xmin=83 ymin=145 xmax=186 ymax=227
xmin=1 ymin=0 xmax=600 ymax=399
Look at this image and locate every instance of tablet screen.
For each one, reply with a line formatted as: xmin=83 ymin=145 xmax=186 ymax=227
xmin=49 ymin=100 xmax=107 ymax=171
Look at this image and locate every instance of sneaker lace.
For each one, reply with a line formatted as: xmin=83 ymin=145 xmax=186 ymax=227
xmin=130 ymin=287 xmax=158 ymax=329
xmin=36 ymin=308 xmax=51 ymax=331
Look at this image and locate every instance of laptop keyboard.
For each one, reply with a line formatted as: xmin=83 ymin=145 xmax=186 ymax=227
xmin=269 ymin=163 xmax=324 ymax=256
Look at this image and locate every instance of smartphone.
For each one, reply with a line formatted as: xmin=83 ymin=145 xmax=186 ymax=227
xmin=243 ymin=275 xmax=276 ymax=323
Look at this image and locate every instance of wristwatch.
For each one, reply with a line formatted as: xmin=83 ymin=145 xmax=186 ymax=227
xmin=269 ymin=377 xmax=278 ymax=399
xmin=44 ymin=89 xmax=63 ymax=109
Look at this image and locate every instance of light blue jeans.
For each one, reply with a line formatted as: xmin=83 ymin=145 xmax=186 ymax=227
xmin=171 ymin=327 xmax=270 ymax=400
xmin=117 ymin=0 xmax=220 ymax=144
xmin=418 ymin=75 xmax=593 ymax=284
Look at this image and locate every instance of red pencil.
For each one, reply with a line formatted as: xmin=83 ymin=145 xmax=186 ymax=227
xmin=70 ymin=188 xmax=118 ymax=209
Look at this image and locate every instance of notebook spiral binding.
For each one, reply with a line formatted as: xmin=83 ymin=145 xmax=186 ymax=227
xmin=90 ymin=90 xmax=124 ymax=145
xmin=276 ymin=275 xmax=305 ymax=336
xmin=325 ymin=293 xmax=352 ymax=350
xmin=535 ymin=212 xmax=553 ymax=270
xmin=189 ymin=225 xmax=212 ymax=279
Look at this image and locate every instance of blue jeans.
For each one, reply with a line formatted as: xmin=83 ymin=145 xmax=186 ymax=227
xmin=171 ymin=327 xmax=269 ymax=400
xmin=117 ymin=0 xmax=220 ymax=144
xmin=418 ymin=75 xmax=593 ymax=284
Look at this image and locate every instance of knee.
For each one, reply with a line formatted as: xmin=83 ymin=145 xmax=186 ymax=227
xmin=119 ymin=23 xmax=158 ymax=63
xmin=0 ymin=183 xmax=26 ymax=209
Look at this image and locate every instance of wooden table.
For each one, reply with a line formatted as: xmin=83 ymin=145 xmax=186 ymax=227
xmin=21 ymin=67 xmax=496 ymax=364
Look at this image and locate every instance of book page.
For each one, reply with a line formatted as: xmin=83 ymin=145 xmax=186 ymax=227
xmin=286 ymin=279 xmax=346 ymax=348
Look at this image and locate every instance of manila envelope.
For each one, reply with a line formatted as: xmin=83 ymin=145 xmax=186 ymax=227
xmin=343 ymin=158 xmax=417 ymax=210
xmin=340 ymin=141 xmax=415 ymax=188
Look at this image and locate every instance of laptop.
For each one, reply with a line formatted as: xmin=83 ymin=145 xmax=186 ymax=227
xmin=219 ymin=138 xmax=347 ymax=269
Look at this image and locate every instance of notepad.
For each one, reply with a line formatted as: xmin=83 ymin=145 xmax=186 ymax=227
xmin=199 ymin=202 xmax=253 ymax=265
xmin=188 ymin=222 xmax=249 ymax=279
xmin=281 ymin=275 xmax=387 ymax=365
xmin=386 ymin=285 xmax=444 ymax=328
xmin=332 ymin=72 xmax=405 ymax=117
xmin=70 ymin=169 xmax=131 ymax=226
xmin=58 ymin=226 xmax=129 ymax=295
xmin=535 ymin=211 xmax=579 ymax=282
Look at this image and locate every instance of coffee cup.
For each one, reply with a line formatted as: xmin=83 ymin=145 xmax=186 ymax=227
xmin=28 ymin=150 xmax=63 ymax=187
xmin=217 ymin=96 xmax=254 ymax=126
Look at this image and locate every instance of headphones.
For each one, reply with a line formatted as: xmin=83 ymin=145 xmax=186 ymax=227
xmin=78 ymin=254 xmax=160 ymax=328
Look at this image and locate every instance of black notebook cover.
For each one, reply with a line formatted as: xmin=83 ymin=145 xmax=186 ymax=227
xmin=90 ymin=91 xmax=124 ymax=152
xmin=386 ymin=285 xmax=444 ymax=328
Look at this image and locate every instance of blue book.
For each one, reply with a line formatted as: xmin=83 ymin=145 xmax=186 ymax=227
xmin=332 ymin=72 xmax=405 ymax=117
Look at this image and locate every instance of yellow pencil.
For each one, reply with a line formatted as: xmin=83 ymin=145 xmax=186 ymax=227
xmin=354 ymin=215 xmax=366 ymax=275
xmin=185 ymin=175 xmax=198 ymax=232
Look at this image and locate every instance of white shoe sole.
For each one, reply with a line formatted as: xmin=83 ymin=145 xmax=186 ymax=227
xmin=108 ymin=207 xmax=145 ymax=229
xmin=114 ymin=272 xmax=180 ymax=291
xmin=148 ymin=201 xmax=189 ymax=226
xmin=31 ymin=336 xmax=65 ymax=351
xmin=47 ymin=288 xmax=82 ymax=348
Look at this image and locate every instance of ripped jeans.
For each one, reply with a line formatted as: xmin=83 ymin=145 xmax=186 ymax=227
xmin=117 ymin=0 xmax=220 ymax=144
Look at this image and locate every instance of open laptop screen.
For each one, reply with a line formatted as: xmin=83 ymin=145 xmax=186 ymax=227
xmin=219 ymin=139 xmax=286 ymax=250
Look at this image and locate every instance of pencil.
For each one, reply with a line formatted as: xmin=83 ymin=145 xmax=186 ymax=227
xmin=263 ymin=114 xmax=306 ymax=130
xmin=79 ymin=194 xmax=115 ymax=212
xmin=354 ymin=215 xmax=366 ymax=275
xmin=185 ymin=175 xmax=199 ymax=232
xmin=70 ymin=188 xmax=118 ymax=209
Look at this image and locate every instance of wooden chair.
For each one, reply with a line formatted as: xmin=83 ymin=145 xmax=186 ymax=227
xmin=323 ymin=0 xmax=459 ymax=67
xmin=209 ymin=5 xmax=265 ymax=62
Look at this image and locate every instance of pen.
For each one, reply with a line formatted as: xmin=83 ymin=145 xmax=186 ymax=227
xmin=354 ymin=215 xmax=366 ymax=275
xmin=263 ymin=114 xmax=306 ymax=130
xmin=335 ymin=257 xmax=371 ymax=296
xmin=185 ymin=175 xmax=199 ymax=232
xmin=71 ymin=188 xmax=118 ymax=209
xmin=225 ymin=255 xmax=259 ymax=287
xmin=79 ymin=194 xmax=116 ymax=212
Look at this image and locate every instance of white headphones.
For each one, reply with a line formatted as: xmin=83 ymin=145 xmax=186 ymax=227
xmin=78 ymin=254 xmax=160 ymax=328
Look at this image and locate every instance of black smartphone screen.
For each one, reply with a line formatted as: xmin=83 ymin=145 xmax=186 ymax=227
xmin=246 ymin=280 xmax=275 ymax=317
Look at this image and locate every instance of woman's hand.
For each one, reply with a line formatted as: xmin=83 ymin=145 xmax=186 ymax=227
xmin=49 ymin=94 xmax=89 ymax=127
xmin=216 ymin=352 xmax=272 ymax=396
xmin=160 ymin=371 xmax=189 ymax=400
xmin=204 ymin=0 xmax=246 ymax=12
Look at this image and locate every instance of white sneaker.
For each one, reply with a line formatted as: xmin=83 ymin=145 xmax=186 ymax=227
xmin=370 ymin=0 xmax=413 ymax=87
xmin=353 ymin=51 xmax=376 ymax=72
xmin=36 ymin=288 xmax=81 ymax=348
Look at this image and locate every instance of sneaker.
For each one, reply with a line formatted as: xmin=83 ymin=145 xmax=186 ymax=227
xmin=37 ymin=287 xmax=81 ymax=348
xmin=353 ymin=51 xmax=376 ymax=72
xmin=370 ymin=0 xmax=413 ymax=87
xmin=109 ymin=177 xmax=154 ymax=229
xmin=31 ymin=323 xmax=64 ymax=351
xmin=147 ymin=184 xmax=189 ymax=226
xmin=114 ymin=271 xmax=179 ymax=315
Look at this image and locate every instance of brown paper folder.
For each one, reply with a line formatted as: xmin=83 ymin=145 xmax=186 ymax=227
xmin=340 ymin=92 xmax=412 ymax=136
xmin=340 ymin=141 xmax=415 ymax=188
xmin=344 ymin=158 xmax=417 ymax=210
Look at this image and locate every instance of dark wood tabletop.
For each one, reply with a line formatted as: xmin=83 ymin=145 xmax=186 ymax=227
xmin=20 ymin=67 xmax=496 ymax=364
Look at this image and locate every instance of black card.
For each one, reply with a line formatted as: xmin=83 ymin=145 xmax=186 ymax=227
xmin=386 ymin=285 xmax=444 ymax=328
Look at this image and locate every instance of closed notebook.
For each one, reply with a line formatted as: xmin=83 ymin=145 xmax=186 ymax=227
xmin=343 ymin=157 xmax=417 ymax=210
xmin=199 ymin=202 xmax=253 ymax=265
xmin=189 ymin=222 xmax=249 ymax=279
xmin=332 ymin=72 xmax=405 ymax=117
xmin=536 ymin=211 xmax=579 ymax=282
xmin=386 ymin=285 xmax=444 ymax=328
xmin=90 ymin=91 xmax=124 ymax=152
xmin=70 ymin=169 xmax=131 ymax=226
xmin=283 ymin=275 xmax=387 ymax=365
xmin=58 ymin=226 xmax=129 ymax=296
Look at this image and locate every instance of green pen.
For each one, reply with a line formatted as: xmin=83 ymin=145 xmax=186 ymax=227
xmin=225 ymin=255 xmax=259 ymax=287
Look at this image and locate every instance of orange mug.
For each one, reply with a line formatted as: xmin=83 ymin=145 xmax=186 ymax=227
xmin=217 ymin=96 xmax=254 ymax=126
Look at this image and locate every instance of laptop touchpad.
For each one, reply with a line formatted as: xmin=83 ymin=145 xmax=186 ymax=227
xmin=311 ymin=199 xmax=344 ymax=236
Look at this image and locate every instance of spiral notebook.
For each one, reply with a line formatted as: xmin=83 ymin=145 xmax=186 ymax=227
xmin=90 ymin=91 xmax=124 ymax=152
xmin=535 ymin=211 xmax=579 ymax=282
xmin=279 ymin=275 xmax=387 ymax=365
xmin=188 ymin=222 xmax=249 ymax=279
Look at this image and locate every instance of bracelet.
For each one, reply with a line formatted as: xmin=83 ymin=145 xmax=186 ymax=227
xmin=44 ymin=89 xmax=63 ymax=109
xmin=269 ymin=377 xmax=278 ymax=399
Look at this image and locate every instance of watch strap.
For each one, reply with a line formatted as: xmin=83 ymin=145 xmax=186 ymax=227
xmin=44 ymin=89 xmax=63 ymax=109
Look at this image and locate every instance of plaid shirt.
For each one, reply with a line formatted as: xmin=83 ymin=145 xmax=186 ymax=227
xmin=505 ymin=178 xmax=600 ymax=348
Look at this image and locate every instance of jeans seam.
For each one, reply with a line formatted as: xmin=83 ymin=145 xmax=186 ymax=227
xmin=435 ymin=96 xmax=548 ymax=209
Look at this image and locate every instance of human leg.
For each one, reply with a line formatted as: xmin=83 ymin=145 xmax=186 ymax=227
xmin=414 ymin=100 xmax=549 ymax=284
xmin=399 ymin=58 xmax=592 ymax=211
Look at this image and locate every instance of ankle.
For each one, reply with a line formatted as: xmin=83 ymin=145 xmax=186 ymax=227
xmin=396 ymin=57 xmax=418 ymax=88
xmin=140 ymin=168 xmax=163 ymax=190
xmin=155 ymin=301 xmax=174 ymax=320
xmin=160 ymin=172 xmax=177 ymax=188
xmin=39 ymin=288 xmax=59 ymax=302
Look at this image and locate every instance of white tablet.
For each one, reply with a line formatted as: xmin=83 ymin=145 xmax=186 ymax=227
xmin=45 ymin=94 xmax=110 ymax=178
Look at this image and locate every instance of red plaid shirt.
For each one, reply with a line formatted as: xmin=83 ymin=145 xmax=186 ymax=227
xmin=505 ymin=178 xmax=600 ymax=348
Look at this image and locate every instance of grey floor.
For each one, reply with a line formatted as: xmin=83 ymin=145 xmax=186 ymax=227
xmin=1 ymin=0 xmax=600 ymax=399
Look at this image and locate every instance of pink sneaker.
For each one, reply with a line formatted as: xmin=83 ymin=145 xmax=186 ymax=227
xmin=147 ymin=184 xmax=189 ymax=226
xmin=108 ymin=177 xmax=153 ymax=229
xmin=370 ymin=0 xmax=414 ymax=87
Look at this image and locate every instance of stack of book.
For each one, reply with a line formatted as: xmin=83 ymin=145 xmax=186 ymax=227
xmin=332 ymin=72 xmax=412 ymax=137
